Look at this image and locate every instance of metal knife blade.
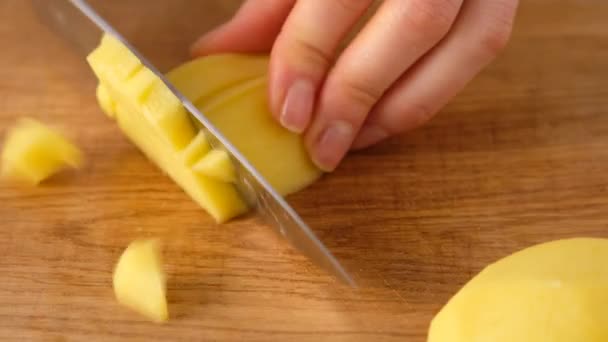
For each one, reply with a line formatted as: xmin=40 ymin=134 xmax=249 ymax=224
xmin=32 ymin=0 xmax=355 ymax=287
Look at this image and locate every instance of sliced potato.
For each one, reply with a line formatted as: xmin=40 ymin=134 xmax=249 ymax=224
xmin=194 ymin=77 xmax=322 ymax=195
xmin=87 ymin=34 xmax=247 ymax=223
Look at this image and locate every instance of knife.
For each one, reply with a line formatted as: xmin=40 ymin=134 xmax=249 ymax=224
xmin=32 ymin=0 xmax=356 ymax=287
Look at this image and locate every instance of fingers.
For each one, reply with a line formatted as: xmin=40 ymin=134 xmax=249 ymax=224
xmin=191 ymin=0 xmax=519 ymax=171
xmin=352 ymin=0 xmax=520 ymax=149
xmin=269 ymin=0 xmax=374 ymax=134
xmin=305 ymin=0 xmax=463 ymax=171
xmin=190 ymin=0 xmax=295 ymax=56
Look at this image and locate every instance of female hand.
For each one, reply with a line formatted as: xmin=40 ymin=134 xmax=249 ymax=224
xmin=192 ymin=0 xmax=519 ymax=171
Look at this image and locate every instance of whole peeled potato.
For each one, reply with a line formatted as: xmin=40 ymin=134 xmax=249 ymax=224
xmin=428 ymin=238 xmax=608 ymax=342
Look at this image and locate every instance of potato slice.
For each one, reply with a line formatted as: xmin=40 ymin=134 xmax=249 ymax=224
xmin=1 ymin=118 xmax=82 ymax=185
xmin=113 ymin=239 xmax=168 ymax=323
xmin=193 ymin=149 xmax=236 ymax=183
xmin=166 ymin=53 xmax=269 ymax=104
xmin=428 ymin=238 xmax=608 ymax=342
xmin=194 ymin=77 xmax=322 ymax=195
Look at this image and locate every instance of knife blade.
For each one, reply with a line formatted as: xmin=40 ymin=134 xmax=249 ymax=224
xmin=32 ymin=0 xmax=356 ymax=287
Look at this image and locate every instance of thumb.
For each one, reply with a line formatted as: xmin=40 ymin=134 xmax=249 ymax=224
xmin=191 ymin=0 xmax=296 ymax=56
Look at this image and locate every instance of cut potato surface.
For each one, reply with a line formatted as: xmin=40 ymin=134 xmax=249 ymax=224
xmin=88 ymin=33 xmax=323 ymax=222
xmin=87 ymin=35 xmax=197 ymax=151
xmin=428 ymin=238 xmax=608 ymax=342
xmin=121 ymin=66 xmax=157 ymax=104
xmin=181 ymin=130 xmax=211 ymax=167
xmin=113 ymin=102 xmax=247 ymax=222
xmin=138 ymin=79 xmax=196 ymax=150
xmin=165 ymin=53 xmax=269 ymax=105
xmin=96 ymin=83 xmax=116 ymax=118
xmin=1 ymin=118 xmax=83 ymax=185
xmin=113 ymin=239 xmax=168 ymax=323
xmin=87 ymin=34 xmax=141 ymax=84
xmin=199 ymin=78 xmax=322 ymax=195
xmin=87 ymin=34 xmax=247 ymax=223
xmin=193 ymin=149 xmax=236 ymax=183
xmin=169 ymin=64 xmax=323 ymax=196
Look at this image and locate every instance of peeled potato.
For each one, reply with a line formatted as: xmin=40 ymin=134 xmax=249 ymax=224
xmin=1 ymin=118 xmax=83 ymax=185
xmin=193 ymin=149 xmax=236 ymax=183
xmin=96 ymin=83 xmax=116 ymax=118
xmin=165 ymin=53 xmax=268 ymax=104
xmin=428 ymin=238 xmax=608 ymax=342
xmin=87 ymin=33 xmax=323 ymax=223
xmin=87 ymin=35 xmax=247 ymax=223
xmin=111 ymin=97 xmax=248 ymax=223
xmin=168 ymin=61 xmax=323 ymax=196
xmin=181 ymin=130 xmax=211 ymax=167
xmin=87 ymin=34 xmax=141 ymax=84
xmin=113 ymin=239 xmax=168 ymax=323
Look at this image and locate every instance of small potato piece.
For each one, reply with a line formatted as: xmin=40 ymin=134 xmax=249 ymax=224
xmin=113 ymin=239 xmax=168 ymax=323
xmin=1 ymin=118 xmax=83 ymax=185
xmin=193 ymin=149 xmax=237 ymax=183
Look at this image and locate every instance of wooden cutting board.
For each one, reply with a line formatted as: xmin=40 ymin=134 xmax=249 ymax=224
xmin=1 ymin=1 xmax=607 ymax=341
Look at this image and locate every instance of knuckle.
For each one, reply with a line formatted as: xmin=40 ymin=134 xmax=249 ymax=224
xmin=289 ymin=35 xmax=334 ymax=71
xmin=371 ymin=100 xmax=438 ymax=135
xmin=340 ymin=76 xmax=383 ymax=111
xmin=403 ymin=0 xmax=460 ymax=40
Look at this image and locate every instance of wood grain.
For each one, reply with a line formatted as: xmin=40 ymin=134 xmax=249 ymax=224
xmin=1 ymin=0 xmax=608 ymax=340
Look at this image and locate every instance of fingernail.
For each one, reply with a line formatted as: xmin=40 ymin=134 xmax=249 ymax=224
xmin=280 ymin=79 xmax=315 ymax=133
xmin=312 ymin=121 xmax=354 ymax=172
xmin=352 ymin=124 xmax=389 ymax=150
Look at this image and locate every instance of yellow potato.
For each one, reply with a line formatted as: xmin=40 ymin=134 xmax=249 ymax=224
xmin=87 ymin=34 xmax=141 ymax=84
xmin=181 ymin=130 xmax=211 ymax=167
xmin=112 ymin=101 xmax=248 ymax=223
xmin=428 ymin=238 xmax=608 ymax=342
xmin=169 ymin=67 xmax=323 ymax=196
xmin=165 ymin=53 xmax=268 ymax=104
xmin=137 ymin=79 xmax=196 ymax=150
xmin=96 ymin=83 xmax=116 ymax=118
xmin=113 ymin=239 xmax=168 ymax=323
xmin=1 ymin=118 xmax=82 ymax=185
xmin=87 ymin=35 xmax=247 ymax=223
xmin=87 ymin=33 xmax=323 ymax=222
xmin=193 ymin=149 xmax=236 ymax=183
